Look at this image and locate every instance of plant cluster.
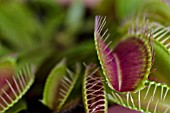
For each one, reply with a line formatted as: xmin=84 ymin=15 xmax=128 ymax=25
xmin=1 ymin=0 xmax=170 ymax=113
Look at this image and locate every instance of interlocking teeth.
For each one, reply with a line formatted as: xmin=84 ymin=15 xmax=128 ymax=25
xmin=83 ymin=64 xmax=107 ymax=113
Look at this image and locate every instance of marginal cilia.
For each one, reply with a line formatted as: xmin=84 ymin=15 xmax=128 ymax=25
xmin=0 ymin=64 xmax=34 ymax=112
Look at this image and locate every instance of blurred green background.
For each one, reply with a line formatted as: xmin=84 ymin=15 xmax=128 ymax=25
xmin=1 ymin=0 xmax=170 ymax=65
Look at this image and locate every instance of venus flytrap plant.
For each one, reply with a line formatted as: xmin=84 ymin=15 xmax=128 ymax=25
xmin=42 ymin=59 xmax=81 ymax=113
xmin=117 ymin=14 xmax=170 ymax=85
xmin=42 ymin=59 xmax=67 ymax=110
xmin=94 ymin=16 xmax=153 ymax=92
xmin=148 ymin=22 xmax=170 ymax=85
xmin=120 ymin=16 xmax=170 ymax=85
xmin=39 ymin=15 xmax=170 ymax=113
xmin=57 ymin=62 xmax=81 ymax=112
xmin=0 ymin=57 xmax=34 ymax=112
xmin=108 ymin=80 xmax=170 ymax=113
xmin=2 ymin=1 xmax=170 ymax=113
xmin=93 ymin=15 xmax=170 ymax=113
xmin=83 ymin=64 xmax=107 ymax=113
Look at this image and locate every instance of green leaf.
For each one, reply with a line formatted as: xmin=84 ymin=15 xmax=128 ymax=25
xmin=0 ymin=1 xmax=41 ymax=50
xmin=65 ymin=0 xmax=84 ymax=34
xmin=115 ymin=0 xmax=142 ymax=20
